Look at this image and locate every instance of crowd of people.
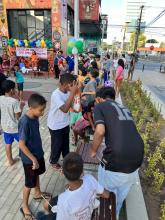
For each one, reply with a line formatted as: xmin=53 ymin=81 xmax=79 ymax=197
xmin=0 ymin=50 xmax=143 ymax=220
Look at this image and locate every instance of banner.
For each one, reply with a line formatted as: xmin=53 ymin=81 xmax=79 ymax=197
xmin=6 ymin=0 xmax=51 ymax=9
xmin=79 ymin=0 xmax=99 ymax=21
xmin=16 ymin=47 xmax=47 ymax=59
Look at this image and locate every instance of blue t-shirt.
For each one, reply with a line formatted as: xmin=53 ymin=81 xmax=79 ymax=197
xmin=15 ymin=71 xmax=24 ymax=84
xmin=18 ymin=114 xmax=44 ymax=164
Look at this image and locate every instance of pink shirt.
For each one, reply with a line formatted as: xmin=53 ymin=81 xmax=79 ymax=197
xmin=116 ymin=66 xmax=124 ymax=80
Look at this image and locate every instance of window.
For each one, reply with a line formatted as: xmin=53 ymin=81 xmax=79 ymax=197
xmin=7 ymin=10 xmax=52 ymax=40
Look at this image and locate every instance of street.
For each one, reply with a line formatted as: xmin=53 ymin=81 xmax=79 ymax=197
xmin=135 ymin=60 xmax=162 ymax=72
xmin=133 ymin=67 xmax=165 ymax=103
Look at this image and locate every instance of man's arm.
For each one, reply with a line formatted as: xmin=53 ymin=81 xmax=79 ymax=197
xmin=91 ymin=124 xmax=105 ymax=158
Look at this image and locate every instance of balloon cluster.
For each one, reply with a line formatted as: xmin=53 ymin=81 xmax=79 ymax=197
xmin=67 ymin=38 xmax=84 ymax=54
xmin=7 ymin=39 xmax=53 ymax=49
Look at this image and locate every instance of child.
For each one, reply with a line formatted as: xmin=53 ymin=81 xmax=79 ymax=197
xmin=0 ymin=80 xmax=23 ymax=165
xmin=81 ymin=68 xmax=99 ymax=107
xmin=31 ymin=50 xmax=39 ymax=71
xmin=47 ymin=73 xmax=78 ymax=170
xmin=14 ymin=64 xmax=25 ymax=102
xmin=73 ymin=101 xmax=95 ymax=143
xmin=70 ymin=87 xmax=82 ymax=145
xmin=19 ymin=93 xmax=51 ymax=220
xmin=115 ymin=59 xmax=124 ymax=98
xmin=37 ymin=152 xmax=109 ymax=220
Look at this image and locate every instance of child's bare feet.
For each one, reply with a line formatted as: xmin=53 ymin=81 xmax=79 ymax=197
xmin=7 ymin=158 xmax=20 ymax=166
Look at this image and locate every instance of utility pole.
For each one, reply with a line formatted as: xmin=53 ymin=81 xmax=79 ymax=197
xmin=101 ymin=19 xmax=105 ymax=61
xmin=134 ymin=5 xmax=144 ymax=53
xmin=122 ymin=22 xmax=129 ymax=51
xmin=74 ymin=0 xmax=79 ymax=75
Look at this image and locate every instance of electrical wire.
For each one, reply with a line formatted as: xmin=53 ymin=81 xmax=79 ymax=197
xmin=146 ymin=9 xmax=165 ymax=27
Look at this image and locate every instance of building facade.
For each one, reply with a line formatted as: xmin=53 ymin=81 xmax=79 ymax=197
xmin=0 ymin=0 xmax=106 ymax=53
xmin=79 ymin=0 xmax=107 ymax=53
xmin=125 ymin=0 xmax=146 ymax=33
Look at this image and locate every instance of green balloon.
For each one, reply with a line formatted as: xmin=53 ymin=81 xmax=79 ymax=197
xmin=68 ymin=41 xmax=75 ymax=48
xmin=75 ymin=40 xmax=83 ymax=49
xmin=67 ymin=47 xmax=73 ymax=54
xmin=78 ymin=47 xmax=83 ymax=54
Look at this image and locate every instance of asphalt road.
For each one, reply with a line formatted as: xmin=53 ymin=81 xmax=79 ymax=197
xmin=133 ymin=66 xmax=165 ymax=103
xmin=135 ymin=60 xmax=162 ymax=72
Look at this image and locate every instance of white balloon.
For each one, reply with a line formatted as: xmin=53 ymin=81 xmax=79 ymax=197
xmin=21 ymin=67 xmax=26 ymax=74
xmin=72 ymin=47 xmax=78 ymax=55
xmin=51 ymin=205 xmax=57 ymax=213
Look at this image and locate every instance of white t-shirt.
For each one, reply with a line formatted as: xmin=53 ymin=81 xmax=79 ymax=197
xmin=56 ymin=174 xmax=104 ymax=220
xmin=47 ymin=88 xmax=70 ymax=130
xmin=0 ymin=96 xmax=21 ymax=133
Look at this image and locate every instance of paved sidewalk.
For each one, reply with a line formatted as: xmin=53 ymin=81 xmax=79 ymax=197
xmin=0 ymin=78 xmax=68 ymax=220
xmin=0 ymin=77 xmax=127 ymax=220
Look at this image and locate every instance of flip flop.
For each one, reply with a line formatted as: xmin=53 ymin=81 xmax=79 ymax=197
xmin=20 ymin=207 xmax=36 ymax=220
xmin=33 ymin=192 xmax=52 ymax=201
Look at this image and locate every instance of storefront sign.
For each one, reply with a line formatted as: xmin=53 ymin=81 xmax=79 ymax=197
xmin=53 ymin=31 xmax=61 ymax=41
xmin=6 ymin=0 xmax=51 ymax=9
xmin=79 ymin=0 xmax=99 ymax=21
xmin=16 ymin=47 xmax=47 ymax=59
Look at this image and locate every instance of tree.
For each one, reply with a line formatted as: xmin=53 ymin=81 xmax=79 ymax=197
xmin=146 ymin=39 xmax=159 ymax=43
xmin=160 ymin=42 xmax=165 ymax=48
xmin=101 ymin=42 xmax=111 ymax=51
xmin=130 ymin=32 xmax=146 ymax=51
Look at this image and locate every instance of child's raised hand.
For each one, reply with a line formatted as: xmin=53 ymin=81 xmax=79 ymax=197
xmin=69 ymin=80 xmax=79 ymax=94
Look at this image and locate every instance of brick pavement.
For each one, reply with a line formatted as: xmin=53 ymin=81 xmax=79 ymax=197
xmin=0 ymin=77 xmax=126 ymax=220
xmin=0 ymin=78 xmax=69 ymax=220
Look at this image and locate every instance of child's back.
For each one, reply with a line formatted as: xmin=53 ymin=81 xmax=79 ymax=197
xmin=15 ymin=70 xmax=24 ymax=84
xmin=56 ymin=174 xmax=103 ymax=220
xmin=0 ymin=95 xmax=20 ymax=133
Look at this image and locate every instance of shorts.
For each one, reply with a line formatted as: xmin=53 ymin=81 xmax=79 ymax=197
xmin=17 ymin=83 xmax=24 ymax=91
xmin=4 ymin=132 xmax=19 ymax=144
xmin=70 ymin=112 xmax=82 ymax=126
xmin=23 ymin=157 xmax=46 ymax=188
xmin=73 ymin=117 xmax=90 ymax=133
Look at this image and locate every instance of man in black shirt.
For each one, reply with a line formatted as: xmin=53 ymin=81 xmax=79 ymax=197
xmin=91 ymin=87 xmax=144 ymax=217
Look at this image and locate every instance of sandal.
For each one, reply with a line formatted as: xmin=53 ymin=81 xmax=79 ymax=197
xmin=33 ymin=192 xmax=52 ymax=201
xmin=20 ymin=207 xmax=36 ymax=220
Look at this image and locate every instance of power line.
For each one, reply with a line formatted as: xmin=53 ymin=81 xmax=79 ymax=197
xmin=146 ymin=9 xmax=165 ymax=26
xmin=107 ymin=24 xmax=165 ymax=29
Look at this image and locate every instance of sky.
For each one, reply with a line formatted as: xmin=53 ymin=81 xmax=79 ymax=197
xmin=101 ymin=0 xmax=165 ymax=44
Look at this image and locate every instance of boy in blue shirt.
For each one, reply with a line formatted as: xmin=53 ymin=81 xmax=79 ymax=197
xmin=19 ymin=94 xmax=51 ymax=220
xmin=14 ymin=64 xmax=24 ymax=102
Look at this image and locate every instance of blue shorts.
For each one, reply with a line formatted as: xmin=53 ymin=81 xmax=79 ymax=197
xmin=4 ymin=132 xmax=19 ymax=144
xmin=17 ymin=83 xmax=24 ymax=91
